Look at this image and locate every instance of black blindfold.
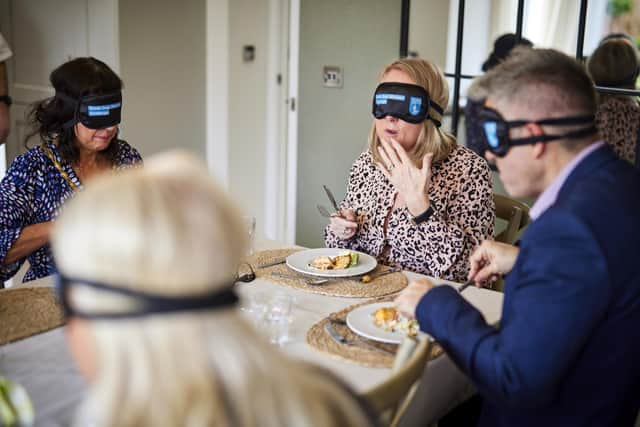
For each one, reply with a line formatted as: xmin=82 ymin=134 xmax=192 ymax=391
xmin=372 ymin=82 xmax=444 ymax=127
xmin=59 ymin=91 xmax=122 ymax=130
xmin=55 ymin=273 xmax=238 ymax=320
xmin=478 ymin=106 xmax=597 ymax=157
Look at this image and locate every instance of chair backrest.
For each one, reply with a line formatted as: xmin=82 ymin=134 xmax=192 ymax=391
xmin=363 ymin=338 xmax=432 ymax=427
xmin=493 ymin=193 xmax=530 ymax=244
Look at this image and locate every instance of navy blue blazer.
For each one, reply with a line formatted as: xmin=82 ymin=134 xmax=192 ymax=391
xmin=416 ymin=145 xmax=640 ymax=427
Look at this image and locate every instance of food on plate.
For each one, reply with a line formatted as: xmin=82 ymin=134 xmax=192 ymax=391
xmin=372 ymin=306 xmax=418 ymax=337
xmin=374 ymin=307 xmax=397 ymax=323
xmin=310 ymin=256 xmax=334 ymax=270
xmin=333 ymin=254 xmax=352 ymax=269
xmin=309 ymin=251 xmax=359 ymax=270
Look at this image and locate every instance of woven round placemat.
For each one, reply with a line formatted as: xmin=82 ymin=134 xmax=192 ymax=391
xmin=245 ymin=249 xmax=408 ymax=298
xmin=306 ymin=298 xmax=442 ymax=368
xmin=0 ymin=286 xmax=65 ymax=345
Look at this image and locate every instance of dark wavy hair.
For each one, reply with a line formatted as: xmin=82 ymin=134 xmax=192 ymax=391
xmin=25 ymin=57 xmax=123 ymax=165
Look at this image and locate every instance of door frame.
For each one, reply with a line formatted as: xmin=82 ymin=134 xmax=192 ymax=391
xmin=205 ymin=0 xmax=298 ymax=244
xmin=263 ymin=0 xmax=299 ymax=244
xmin=284 ymin=0 xmax=300 ymax=244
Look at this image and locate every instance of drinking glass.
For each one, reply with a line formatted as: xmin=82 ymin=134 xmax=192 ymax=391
xmin=243 ymin=216 xmax=256 ymax=256
xmin=265 ymin=292 xmax=293 ymax=346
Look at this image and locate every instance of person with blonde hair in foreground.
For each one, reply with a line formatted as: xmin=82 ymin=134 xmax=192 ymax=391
xmin=51 ymin=151 xmax=376 ymax=427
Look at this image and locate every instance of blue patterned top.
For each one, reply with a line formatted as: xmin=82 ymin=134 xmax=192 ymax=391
xmin=0 ymin=140 xmax=142 ymax=282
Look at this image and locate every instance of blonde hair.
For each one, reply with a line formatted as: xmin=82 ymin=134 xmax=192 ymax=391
xmin=52 ymin=151 xmax=373 ymax=427
xmin=368 ymin=58 xmax=457 ymax=165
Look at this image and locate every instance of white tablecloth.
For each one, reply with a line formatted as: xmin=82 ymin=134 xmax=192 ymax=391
xmin=0 ymin=244 xmax=503 ymax=426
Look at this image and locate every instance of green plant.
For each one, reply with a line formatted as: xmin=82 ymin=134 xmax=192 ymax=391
xmin=608 ymin=0 xmax=633 ymax=17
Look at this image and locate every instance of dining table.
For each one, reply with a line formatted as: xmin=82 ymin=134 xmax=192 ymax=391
xmin=0 ymin=239 xmax=503 ymax=427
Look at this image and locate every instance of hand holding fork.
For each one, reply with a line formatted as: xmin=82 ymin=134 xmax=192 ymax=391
xmin=319 ymin=185 xmax=358 ymax=240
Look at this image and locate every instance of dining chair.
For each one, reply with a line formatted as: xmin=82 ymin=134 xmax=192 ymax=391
xmin=491 ymin=193 xmax=531 ymax=292
xmin=362 ymin=337 xmax=433 ymax=427
xmin=494 ymin=193 xmax=530 ymax=245
xmin=0 ymin=285 xmax=65 ymax=346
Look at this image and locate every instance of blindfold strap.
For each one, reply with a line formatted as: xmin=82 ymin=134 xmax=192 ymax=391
xmin=428 ymin=100 xmax=444 ymax=128
xmin=56 ymin=274 xmax=238 ymax=320
xmin=508 ymin=125 xmax=598 ymax=147
xmin=56 ymin=92 xmax=81 ymax=129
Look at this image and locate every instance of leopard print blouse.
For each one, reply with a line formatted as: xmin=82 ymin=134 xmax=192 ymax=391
xmin=595 ymin=96 xmax=639 ymax=164
xmin=325 ymin=145 xmax=495 ymax=282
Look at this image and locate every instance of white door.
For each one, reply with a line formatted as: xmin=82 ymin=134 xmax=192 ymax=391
xmin=0 ymin=0 xmax=119 ymax=168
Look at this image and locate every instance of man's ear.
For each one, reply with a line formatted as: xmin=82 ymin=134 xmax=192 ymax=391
xmin=525 ymin=122 xmax=546 ymax=159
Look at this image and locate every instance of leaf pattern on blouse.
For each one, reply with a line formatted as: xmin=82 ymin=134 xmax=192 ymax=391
xmin=0 ymin=140 xmax=142 ymax=283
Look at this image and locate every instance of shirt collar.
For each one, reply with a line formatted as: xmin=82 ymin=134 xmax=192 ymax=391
xmin=529 ymin=141 xmax=605 ymax=220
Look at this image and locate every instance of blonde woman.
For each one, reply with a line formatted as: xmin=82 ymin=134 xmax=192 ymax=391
xmin=52 ymin=152 xmax=376 ymax=427
xmin=325 ymin=58 xmax=495 ymax=282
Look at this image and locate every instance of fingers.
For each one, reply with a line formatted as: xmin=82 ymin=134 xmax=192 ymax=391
xmin=388 ymin=138 xmax=411 ymax=164
xmin=340 ymin=208 xmax=357 ymax=221
xmin=468 ymin=244 xmax=489 ymax=281
xmin=468 ymin=240 xmax=517 ymax=283
xmin=421 ymin=152 xmax=434 ymax=172
xmin=330 ymin=215 xmax=357 ymax=228
xmin=329 ymin=214 xmax=358 ymax=239
xmin=380 ymin=138 xmax=402 ymax=166
xmin=377 ymin=142 xmax=394 ymax=171
xmin=394 ymin=278 xmax=434 ymax=317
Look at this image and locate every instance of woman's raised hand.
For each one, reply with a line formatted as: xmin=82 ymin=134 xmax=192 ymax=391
xmin=377 ymin=138 xmax=433 ymax=216
xmin=328 ymin=208 xmax=358 ymax=240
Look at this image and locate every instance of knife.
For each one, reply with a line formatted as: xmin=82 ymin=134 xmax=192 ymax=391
xmin=324 ymin=322 xmax=395 ymax=355
xmin=360 ymin=266 xmax=402 ymax=283
xmin=323 ymin=185 xmax=341 ymax=213
xmin=257 ymin=258 xmax=287 ymax=269
xmin=458 ymin=280 xmax=475 ymax=293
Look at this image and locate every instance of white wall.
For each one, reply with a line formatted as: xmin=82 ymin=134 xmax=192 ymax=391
xmin=296 ymin=0 xmax=401 ymax=247
xmin=118 ymin=0 xmax=206 ymax=159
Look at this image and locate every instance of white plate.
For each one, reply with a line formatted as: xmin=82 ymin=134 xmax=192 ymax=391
xmin=286 ymin=248 xmax=377 ymax=278
xmin=346 ymin=302 xmax=423 ymax=344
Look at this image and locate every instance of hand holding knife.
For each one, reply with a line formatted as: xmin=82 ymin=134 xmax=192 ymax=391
xmin=323 ymin=185 xmax=358 ymax=240
xmin=323 ymin=185 xmax=342 ymax=217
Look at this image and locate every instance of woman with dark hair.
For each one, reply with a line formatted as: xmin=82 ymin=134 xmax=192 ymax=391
xmin=588 ymin=34 xmax=640 ymax=164
xmin=0 ymin=57 xmax=141 ymax=283
xmin=465 ymin=34 xmax=533 ymax=161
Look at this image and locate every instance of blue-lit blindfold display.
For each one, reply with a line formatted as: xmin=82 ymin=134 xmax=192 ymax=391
xmin=372 ymin=82 xmax=444 ymax=127
xmin=479 ymin=106 xmax=597 ymax=157
xmin=60 ymin=91 xmax=122 ymax=130
xmin=54 ymin=274 xmax=238 ymax=320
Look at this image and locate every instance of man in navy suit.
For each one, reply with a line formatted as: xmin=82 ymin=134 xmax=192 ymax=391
xmin=396 ymin=48 xmax=640 ymax=427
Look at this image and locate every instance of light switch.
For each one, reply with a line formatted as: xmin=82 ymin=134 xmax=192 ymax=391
xmin=243 ymin=45 xmax=255 ymax=62
xmin=323 ymin=66 xmax=343 ymax=88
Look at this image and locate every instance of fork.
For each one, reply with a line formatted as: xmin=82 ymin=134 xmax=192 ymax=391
xmin=324 ymin=322 xmax=395 ymax=355
xmin=270 ymin=272 xmax=329 ymax=286
xmin=317 ymin=204 xmax=331 ymax=218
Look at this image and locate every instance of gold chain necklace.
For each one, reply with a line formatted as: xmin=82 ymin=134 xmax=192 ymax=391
xmin=40 ymin=144 xmax=80 ymax=192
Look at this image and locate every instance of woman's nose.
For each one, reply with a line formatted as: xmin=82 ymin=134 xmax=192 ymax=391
xmin=385 ymin=115 xmax=398 ymax=122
